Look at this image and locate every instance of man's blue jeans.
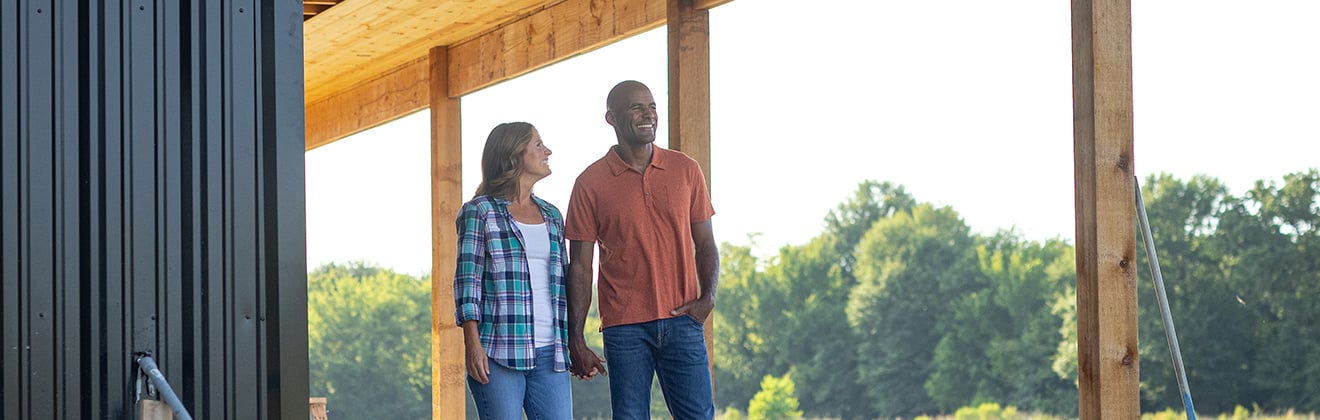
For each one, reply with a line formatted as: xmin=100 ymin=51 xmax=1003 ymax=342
xmin=602 ymin=316 xmax=715 ymax=420
xmin=467 ymin=345 xmax=573 ymax=420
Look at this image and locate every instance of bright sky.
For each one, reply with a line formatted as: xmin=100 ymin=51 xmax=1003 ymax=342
xmin=305 ymin=0 xmax=1320 ymax=276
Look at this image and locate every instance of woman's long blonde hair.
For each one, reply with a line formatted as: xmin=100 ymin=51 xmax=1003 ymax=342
xmin=473 ymin=122 xmax=535 ymax=200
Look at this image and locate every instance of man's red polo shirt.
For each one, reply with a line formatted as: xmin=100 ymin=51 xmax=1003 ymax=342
xmin=565 ymin=145 xmax=715 ymax=329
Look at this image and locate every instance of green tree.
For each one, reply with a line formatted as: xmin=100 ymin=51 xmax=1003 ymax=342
xmin=308 ymin=262 xmax=431 ymax=420
xmin=715 ymin=181 xmax=915 ymax=419
xmin=987 ymin=237 xmax=1077 ymax=414
xmin=926 ymin=233 xmax=1076 ymax=414
xmin=748 ymin=375 xmax=804 ymax=420
xmin=848 ymin=203 xmax=982 ymax=417
xmin=1050 ymin=286 xmax=1077 ymax=386
xmin=823 ymin=180 xmax=916 ymax=276
xmin=712 ymin=243 xmax=778 ymax=410
xmin=773 ymin=239 xmax=863 ymax=418
xmin=1135 ymin=173 xmax=1255 ymax=413
xmin=1220 ymin=170 xmax=1320 ymax=411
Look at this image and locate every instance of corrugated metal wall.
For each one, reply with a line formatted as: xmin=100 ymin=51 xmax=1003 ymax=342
xmin=1 ymin=1 xmax=308 ymax=418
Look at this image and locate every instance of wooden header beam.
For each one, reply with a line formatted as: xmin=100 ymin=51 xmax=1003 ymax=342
xmin=306 ymin=0 xmax=681 ymax=147
xmin=694 ymin=0 xmax=733 ymax=9
xmin=304 ymin=57 xmax=429 ymax=150
xmin=1072 ymin=0 xmax=1140 ymax=418
xmin=446 ymin=0 xmax=666 ymax=97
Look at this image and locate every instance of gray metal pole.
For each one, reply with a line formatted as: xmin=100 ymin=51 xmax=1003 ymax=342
xmin=1134 ymin=176 xmax=1198 ymax=420
xmin=136 ymin=355 xmax=195 ymax=420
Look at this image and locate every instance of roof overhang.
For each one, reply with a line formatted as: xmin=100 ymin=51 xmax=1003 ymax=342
xmin=303 ymin=0 xmax=732 ymax=131
xmin=304 ymin=0 xmax=729 ymax=148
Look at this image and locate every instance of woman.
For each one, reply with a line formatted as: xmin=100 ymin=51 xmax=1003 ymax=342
xmin=453 ymin=122 xmax=572 ymax=419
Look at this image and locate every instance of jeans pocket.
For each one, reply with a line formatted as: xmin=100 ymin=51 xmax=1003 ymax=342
xmin=682 ymin=314 xmax=705 ymax=329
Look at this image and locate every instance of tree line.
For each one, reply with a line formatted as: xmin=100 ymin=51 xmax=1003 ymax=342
xmin=306 ymin=169 xmax=1319 ymax=419
xmin=713 ymin=170 xmax=1319 ymax=418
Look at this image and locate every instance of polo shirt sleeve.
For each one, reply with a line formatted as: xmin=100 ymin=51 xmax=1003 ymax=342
xmin=688 ymin=160 xmax=715 ymax=223
xmin=564 ymin=178 xmax=597 ymax=242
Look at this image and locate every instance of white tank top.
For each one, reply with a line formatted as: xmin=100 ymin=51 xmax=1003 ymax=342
xmin=514 ymin=220 xmax=555 ymax=347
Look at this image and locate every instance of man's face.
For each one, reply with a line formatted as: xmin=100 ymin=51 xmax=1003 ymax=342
xmin=608 ymin=86 xmax=658 ymax=145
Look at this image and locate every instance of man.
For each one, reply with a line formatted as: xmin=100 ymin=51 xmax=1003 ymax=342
xmin=565 ymin=80 xmax=719 ymax=420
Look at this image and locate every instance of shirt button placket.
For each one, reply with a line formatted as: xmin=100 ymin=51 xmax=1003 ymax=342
xmin=641 ymin=172 xmax=651 ymax=207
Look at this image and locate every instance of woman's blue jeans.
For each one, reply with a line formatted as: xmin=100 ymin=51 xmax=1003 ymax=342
xmin=467 ymin=345 xmax=572 ymax=420
xmin=602 ymin=316 xmax=715 ymax=420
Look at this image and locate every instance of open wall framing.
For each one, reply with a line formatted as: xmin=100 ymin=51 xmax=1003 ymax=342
xmin=300 ymin=0 xmax=1139 ymax=418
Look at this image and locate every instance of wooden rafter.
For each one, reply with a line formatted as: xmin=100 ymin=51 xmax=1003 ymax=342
xmin=302 ymin=0 xmax=344 ymax=21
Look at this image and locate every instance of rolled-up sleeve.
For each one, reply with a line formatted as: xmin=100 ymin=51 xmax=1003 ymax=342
xmin=453 ymin=203 xmax=486 ymax=325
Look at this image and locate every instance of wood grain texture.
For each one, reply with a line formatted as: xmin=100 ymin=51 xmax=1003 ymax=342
xmin=694 ymin=0 xmax=732 ymax=9
xmin=446 ymin=0 xmax=667 ymax=97
xmin=304 ymin=0 xmax=741 ymax=148
xmin=429 ymin=46 xmax=467 ymax=420
xmin=1072 ymin=0 xmax=1139 ymax=417
xmin=305 ymin=0 xmax=556 ymax=106
xmin=666 ymin=0 xmax=716 ymax=382
xmin=304 ymin=57 xmax=429 ymax=150
xmin=138 ymin=400 xmax=173 ymax=420
xmin=667 ymin=0 xmax=711 ymax=181
xmin=309 ymin=398 xmax=329 ymax=420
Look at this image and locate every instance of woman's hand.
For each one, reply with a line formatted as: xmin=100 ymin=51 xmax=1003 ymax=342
xmin=461 ymin=321 xmax=490 ymax=384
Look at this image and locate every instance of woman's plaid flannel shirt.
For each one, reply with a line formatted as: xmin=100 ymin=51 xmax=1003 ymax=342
xmin=452 ymin=194 xmax=569 ymax=371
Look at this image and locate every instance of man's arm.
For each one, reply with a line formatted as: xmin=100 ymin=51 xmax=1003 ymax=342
xmin=672 ymin=219 xmax=719 ymax=321
xmin=567 ymin=240 xmax=607 ymax=378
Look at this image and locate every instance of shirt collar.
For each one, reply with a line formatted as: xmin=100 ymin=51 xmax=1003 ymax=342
xmin=603 ymin=145 xmax=669 ymax=176
xmin=490 ymin=194 xmax=548 ymax=210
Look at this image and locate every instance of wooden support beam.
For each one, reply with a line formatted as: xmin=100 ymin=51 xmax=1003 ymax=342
xmin=429 ymin=46 xmax=466 ymax=420
xmin=304 ymin=57 xmax=429 ymax=150
xmin=446 ymin=0 xmax=667 ymax=98
xmin=694 ymin=0 xmax=733 ymax=9
xmin=666 ymin=0 xmax=716 ymax=377
xmin=138 ymin=400 xmax=173 ymax=420
xmin=308 ymin=398 xmax=329 ymax=420
xmin=667 ymin=0 xmax=711 ymax=180
xmin=1071 ymin=0 xmax=1139 ymax=418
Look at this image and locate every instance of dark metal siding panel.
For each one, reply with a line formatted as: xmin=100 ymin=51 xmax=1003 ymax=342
xmin=26 ymin=0 xmax=58 ymax=418
xmin=1 ymin=0 xmax=308 ymax=418
xmin=159 ymin=0 xmax=187 ymax=413
xmin=1 ymin=1 xmax=21 ymax=418
xmin=266 ymin=0 xmax=310 ymax=417
xmin=54 ymin=0 xmax=85 ymax=417
xmin=192 ymin=0 xmax=231 ymax=417
xmin=74 ymin=0 xmax=98 ymax=418
xmin=227 ymin=0 xmax=264 ymax=417
xmin=97 ymin=2 xmax=130 ymax=417
xmin=126 ymin=1 xmax=158 ymax=387
xmin=174 ymin=0 xmax=203 ymax=416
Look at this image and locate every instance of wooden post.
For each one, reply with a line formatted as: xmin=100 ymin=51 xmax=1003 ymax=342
xmin=667 ymin=0 xmax=716 ymax=379
xmin=667 ymin=0 xmax=712 ymax=180
xmin=138 ymin=400 xmax=173 ymax=420
xmin=1072 ymin=0 xmax=1140 ymax=418
xmin=309 ymin=397 xmax=329 ymax=420
xmin=430 ymin=46 xmax=466 ymax=420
